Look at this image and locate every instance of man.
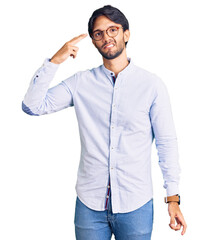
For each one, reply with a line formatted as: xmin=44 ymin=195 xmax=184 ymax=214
xmin=22 ymin=5 xmax=187 ymax=240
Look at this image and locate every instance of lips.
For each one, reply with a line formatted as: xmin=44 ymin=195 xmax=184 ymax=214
xmin=103 ymin=43 xmax=115 ymax=49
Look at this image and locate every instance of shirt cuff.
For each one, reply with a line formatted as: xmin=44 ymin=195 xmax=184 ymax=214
xmin=43 ymin=57 xmax=60 ymax=68
xmin=166 ymin=182 xmax=180 ymax=197
xmin=39 ymin=58 xmax=60 ymax=75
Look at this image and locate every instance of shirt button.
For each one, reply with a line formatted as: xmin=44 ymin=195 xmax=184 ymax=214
xmin=112 ymin=126 xmax=114 ymax=129
xmin=111 ymin=167 xmax=114 ymax=170
xmin=108 ymin=185 xmax=110 ymax=188
xmin=113 ymin=104 xmax=116 ymax=107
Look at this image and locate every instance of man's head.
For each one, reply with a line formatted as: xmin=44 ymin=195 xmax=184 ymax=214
xmin=88 ymin=5 xmax=130 ymax=60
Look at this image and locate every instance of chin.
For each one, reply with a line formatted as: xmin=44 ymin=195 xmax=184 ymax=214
xmin=102 ymin=49 xmax=124 ymax=60
xmin=98 ymin=46 xmax=122 ymax=59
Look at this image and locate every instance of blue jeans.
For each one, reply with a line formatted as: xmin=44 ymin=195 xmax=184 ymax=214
xmin=74 ymin=191 xmax=154 ymax=240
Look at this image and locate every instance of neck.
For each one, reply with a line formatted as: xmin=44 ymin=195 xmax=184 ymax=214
xmin=103 ymin=49 xmax=129 ymax=78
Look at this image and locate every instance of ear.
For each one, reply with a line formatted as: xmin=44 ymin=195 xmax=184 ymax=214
xmin=124 ymin=29 xmax=130 ymax=44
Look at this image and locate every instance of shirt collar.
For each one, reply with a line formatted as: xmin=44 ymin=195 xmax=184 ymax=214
xmin=101 ymin=57 xmax=135 ymax=78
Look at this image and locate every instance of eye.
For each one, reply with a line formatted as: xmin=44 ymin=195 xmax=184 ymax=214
xmin=94 ymin=31 xmax=101 ymax=37
xmin=109 ymin=27 xmax=117 ymax=33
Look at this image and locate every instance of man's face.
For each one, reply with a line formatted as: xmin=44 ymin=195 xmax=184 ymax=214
xmin=92 ymin=16 xmax=130 ymax=60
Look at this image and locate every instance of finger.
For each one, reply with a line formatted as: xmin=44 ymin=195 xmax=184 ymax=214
xmin=175 ymin=223 xmax=181 ymax=230
xmin=65 ymin=42 xmax=79 ymax=51
xmin=181 ymin=223 xmax=187 ymax=235
xmin=68 ymin=47 xmax=78 ymax=58
xmin=73 ymin=51 xmax=78 ymax=58
xmin=70 ymin=51 xmax=78 ymax=59
xmin=70 ymin=33 xmax=88 ymax=45
xmin=176 ymin=215 xmax=187 ymax=235
xmin=175 ymin=217 xmax=182 ymax=230
xmin=71 ymin=46 xmax=79 ymax=51
xmin=169 ymin=216 xmax=177 ymax=230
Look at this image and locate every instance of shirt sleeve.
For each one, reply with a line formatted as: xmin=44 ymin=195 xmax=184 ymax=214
xmin=149 ymin=77 xmax=181 ymax=196
xmin=22 ymin=58 xmax=77 ymax=116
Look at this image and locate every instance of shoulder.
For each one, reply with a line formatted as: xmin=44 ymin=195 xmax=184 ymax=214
xmin=71 ymin=65 xmax=103 ymax=83
xmin=134 ymin=64 xmax=162 ymax=82
xmin=132 ymin=63 xmax=166 ymax=91
xmin=74 ymin=65 xmax=102 ymax=78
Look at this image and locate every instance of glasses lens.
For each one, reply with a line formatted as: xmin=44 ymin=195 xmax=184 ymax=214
xmin=92 ymin=27 xmax=119 ymax=40
xmin=107 ymin=27 xmax=119 ymax=37
xmin=93 ymin=31 xmax=102 ymax=40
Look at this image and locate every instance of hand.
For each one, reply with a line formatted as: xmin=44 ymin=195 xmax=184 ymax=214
xmin=168 ymin=202 xmax=187 ymax=235
xmin=50 ymin=33 xmax=88 ymax=64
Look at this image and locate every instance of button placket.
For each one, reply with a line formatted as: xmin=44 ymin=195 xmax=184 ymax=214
xmin=110 ymin=92 xmax=117 ymax=153
xmin=108 ymin=74 xmax=120 ymax=213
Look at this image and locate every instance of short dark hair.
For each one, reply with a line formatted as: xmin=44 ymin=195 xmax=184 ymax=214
xmin=88 ymin=5 xmax=129 ymax=47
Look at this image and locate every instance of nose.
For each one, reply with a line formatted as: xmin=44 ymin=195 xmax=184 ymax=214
xmin=102 ymin=30 xmax=112 ymax=42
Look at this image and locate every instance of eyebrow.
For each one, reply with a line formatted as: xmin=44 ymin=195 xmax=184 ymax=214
xmin=92 ymin=25 xmax=117 ymax=33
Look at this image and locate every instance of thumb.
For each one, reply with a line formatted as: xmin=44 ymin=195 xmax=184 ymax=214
xmin=169 ymin=215 xmax=175 ymax=229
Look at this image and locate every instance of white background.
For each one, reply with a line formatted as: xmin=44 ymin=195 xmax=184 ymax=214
xmin=1 ymin=0 xmax=208 ymax=239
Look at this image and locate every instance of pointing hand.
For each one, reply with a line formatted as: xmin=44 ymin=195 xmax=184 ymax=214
xmin=50 ymin=33 xmax=88 ymax=64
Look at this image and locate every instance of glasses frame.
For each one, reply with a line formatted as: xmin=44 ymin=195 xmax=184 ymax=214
xmin=91 ymin=26 xmax=123 ymax=41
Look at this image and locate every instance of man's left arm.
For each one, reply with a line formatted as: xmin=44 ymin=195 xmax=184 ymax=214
xmin=149 ymin=77 xmax=187 ymax=235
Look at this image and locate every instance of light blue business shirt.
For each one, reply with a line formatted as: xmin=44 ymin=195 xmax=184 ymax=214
xmin=22 ymin=57 xmax=181 ymax=214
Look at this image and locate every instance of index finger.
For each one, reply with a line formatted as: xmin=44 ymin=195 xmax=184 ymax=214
xmin=70 ymin=33 xmax=88 ymax=45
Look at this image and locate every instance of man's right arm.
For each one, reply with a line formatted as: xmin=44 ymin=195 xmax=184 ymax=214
xmin=22 ymin=58 xmax=76 ymax=116
xmin=22 ymin=33 xmax=88 ymax=116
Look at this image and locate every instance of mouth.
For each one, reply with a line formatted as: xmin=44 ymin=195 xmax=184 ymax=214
xmin=103 ymin=43 xmax=115 ymax=49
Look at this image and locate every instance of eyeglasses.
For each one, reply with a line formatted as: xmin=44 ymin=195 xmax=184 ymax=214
xmin=91 ymin=26 xmax=123 ymax=41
